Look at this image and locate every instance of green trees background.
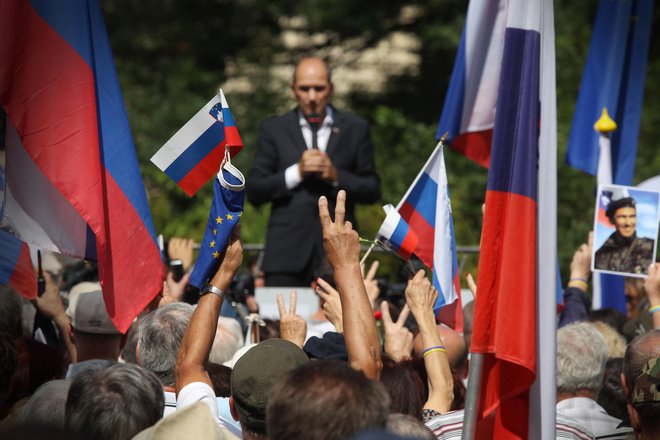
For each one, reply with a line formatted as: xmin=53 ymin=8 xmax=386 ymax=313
xmin=102 ymin=0 xmax=660 ymax=282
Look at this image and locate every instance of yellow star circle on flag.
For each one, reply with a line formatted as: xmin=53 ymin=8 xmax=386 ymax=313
xmin=226 ymin=213 xmax=233 ymax=220
xmin=209 ymin=240 xmax=216 ymax=248
xmin=215 ymin=216 xmax=223 ymax=224
xmin=213 ymin=251 xmax=220 ymax=259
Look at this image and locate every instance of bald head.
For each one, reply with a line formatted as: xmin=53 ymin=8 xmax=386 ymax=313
xmin=414 ymin=324 xmax=468 ymax=373
xmin=291 ymin=57 xmax=333 ymax=118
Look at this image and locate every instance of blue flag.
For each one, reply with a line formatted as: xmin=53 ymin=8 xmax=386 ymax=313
xmin=565 ymin=0 xmax=654 ymax=312
xmin=190 ymin=162 xmax=245 ymax=288
xmin=566 ymin=0 xmax=653 ymax=183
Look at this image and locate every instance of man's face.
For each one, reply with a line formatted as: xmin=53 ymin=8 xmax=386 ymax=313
xmin=291 ymin=59 xmax=333 ymax=118
xmin=614 ymin=206 xmax=637 ymax=238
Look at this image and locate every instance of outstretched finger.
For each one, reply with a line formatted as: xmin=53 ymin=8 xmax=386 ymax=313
xmin=587 ymin=231 xmax=594 ymax=252
xmin=380 ymin=300 xmax=393 ymax=327
xmin=466 ymin=273 xmax=477 ymax=299
xmin=289 ymin=290 xmax=297 ymax=315
xmin=334 ymin=190 xmax=346 ymax=225
xmin=318 ymin=196 xmax=332 ymax=228
xmin=366 ymin=260 xmax=379 ymax=281
xmin=277 ymin=293 xmax=287 ymax=318
xmin=397 ymin=304 xmax=410 ymax=327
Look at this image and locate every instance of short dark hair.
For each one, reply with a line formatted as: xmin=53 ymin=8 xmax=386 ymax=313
xmin=605 ymin=197 xmax=636 ymax=224
xmin=266 ymin=360 xmax=390 ymax=440
xmin=380 ymin=357 xmax=424 ymax=419
xmin=65 ymin=363 xmax=164 ymax=440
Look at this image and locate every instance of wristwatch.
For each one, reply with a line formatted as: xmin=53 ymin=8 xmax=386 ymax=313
xmin=200 ymin=284 xmax=224 ymax=299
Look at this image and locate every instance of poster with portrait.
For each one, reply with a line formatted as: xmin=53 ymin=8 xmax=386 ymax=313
xmin=592 ymin=184 xmax=660 ymax=277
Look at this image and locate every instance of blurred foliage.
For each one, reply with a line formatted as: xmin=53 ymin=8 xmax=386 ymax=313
xmin=102 ymin=0 xmax=660 ymax=284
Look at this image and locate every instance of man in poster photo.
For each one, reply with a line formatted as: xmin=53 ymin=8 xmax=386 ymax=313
xmin=595 ymin=196 xmax=655 ymax=275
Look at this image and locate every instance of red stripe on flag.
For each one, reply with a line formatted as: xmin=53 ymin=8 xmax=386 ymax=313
xmin=178 ymin=142 xmax=227 ymax=196
xmin=399 ymin=230 xmax=418 ymax=260
xmin=399 ymin=201 xmax=435 ymax=268
xmin=451 ymin=130 xmax=492 ymax=168
xmin=437 ymin=271 xmax=464 ymax=332
xmin=472 ymin=190 xmax=536 ymax=438
xmin=9 ymin=243 xmax=37 ymax=300
xmin=224 ymin=126 xmax=244 ymax=152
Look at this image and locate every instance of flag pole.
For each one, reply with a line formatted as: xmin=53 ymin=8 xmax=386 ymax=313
xmin=360 ymin=241 xmax=377 ymax=266
xmin=462 ymin=353 xmax=484 ymax=440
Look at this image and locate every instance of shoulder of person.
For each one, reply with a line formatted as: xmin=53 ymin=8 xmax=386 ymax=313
xmin=332 ymin=107 xmax=369 ymax=128
xmin=260 ymin=109 xmax=298 ymax=130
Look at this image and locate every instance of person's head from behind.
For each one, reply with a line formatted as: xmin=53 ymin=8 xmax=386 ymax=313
xmin=65 ymin=363 xmax=164 ymax=440
xmin=386 ymin=413 xmax=436 ymax=440
xmin=18 ymin=379 xmax=71 ymax=429
xmin=606 ymin=197 xmax=637 ymax=239
xmin=622 ymin=330 xmax=660 ymax=438
xmin=556 ymin=322 xmax=608 ymax=398
xmin=137 ymin=302 xmax=193 ymax=388
xmin=230 ymin=338 xmax=309 ymax=437
xmin=266 ymin=360 xmax=391 ymax=440
xmin=209 ymin=316 xmax=244 ymax=365
xmin=380 ymin=357 xmax=424 ymax=419
xmin=290 ymin=57 xmax=333 ymax=119
xmin=66 ymin=284 xmax=123 ymax=360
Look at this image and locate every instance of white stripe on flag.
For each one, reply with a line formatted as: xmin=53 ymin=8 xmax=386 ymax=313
xmin=150 ymin=94 xmax=223 ymax=171
xmin=529 ymin=0 xmax=557 ymax=438
xmin=433 ymin=145 xmax=458 ymax=305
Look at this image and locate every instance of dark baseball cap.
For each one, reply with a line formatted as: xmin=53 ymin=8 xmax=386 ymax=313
xmin=230 ymin=338 xmax=309 ymax=433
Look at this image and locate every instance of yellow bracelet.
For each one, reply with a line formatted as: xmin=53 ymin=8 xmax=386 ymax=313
xmin=649 ymin=305 xmax=660 ymax=315
xmin=568 ymin=280 xmax=589 ymax=290
xmin=423 ymin=348 xmax=446 ymax=357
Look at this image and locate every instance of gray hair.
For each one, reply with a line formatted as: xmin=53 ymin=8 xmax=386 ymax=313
xmin=18 ymin=379 xmax=71 ymax=428
xmin=556 ymin=322 xmax=608 ymax=394
xmin=386 ymin=413 xmax=436 ymax=440
xmin=65 ymin=363 xmax=164 ymax=440
xmin=209 ymin=316 xmax=244 ymax=365
xmin=138 ymin=302 xmax=193 ymax=387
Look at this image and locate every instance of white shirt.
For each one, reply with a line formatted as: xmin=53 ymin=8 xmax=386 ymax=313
xmin=284 ymin=107 xmax=335 ymax=190
xmin=177 ymin=382 xmax=226 ymax=429
xmin=556 ymin=397 xmax=623 ymax=437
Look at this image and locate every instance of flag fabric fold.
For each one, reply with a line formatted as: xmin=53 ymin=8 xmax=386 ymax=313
xmin=469 ymin=0 xmax=557 ymax=438
xmin=397 ymin=143 xmax=462 ymax=331
xmin=0 ymin=0 xmax=164 ymax=333
xmin=376 ymin=204 xmax=418 ymax=261
xmin=189 ymin=161 xmax=245 ymax=288
xmin=435 ymin=1 xmax=508 ymax=167
xmin=151 ymin=89 xmax=244 ymax=197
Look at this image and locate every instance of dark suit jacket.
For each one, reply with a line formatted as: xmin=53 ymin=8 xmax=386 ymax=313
xmin=247 ymin=107 xmax=380 ymax=273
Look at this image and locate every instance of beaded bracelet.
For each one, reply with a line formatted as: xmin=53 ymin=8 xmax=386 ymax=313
xmin=423 ymin=346 xmax=446 ymax=357
xmin=649 ymin=305 xmax=660 ymax=316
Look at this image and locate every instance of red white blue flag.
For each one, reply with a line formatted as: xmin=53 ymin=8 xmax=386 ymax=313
xmin=397 ymin=142 xmax=462 ymax=331
xmin=0 ymin=165 xmax=36 ymax=300
xmin=376 ymin=204 xmax=418 ymax=261
xmin=151 ymin=90 xmax=244 ymax=197
xmin=469 ymin=0 xmax=557 ymax=438
xmin=0 ymin=0 xmax=164 ymax=333
xmin=435 ymin=1 xmax=509 ymax=167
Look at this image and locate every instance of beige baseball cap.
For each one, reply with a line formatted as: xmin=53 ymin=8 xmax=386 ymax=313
xmin=66 ymin=282 xmax=120 ymax=334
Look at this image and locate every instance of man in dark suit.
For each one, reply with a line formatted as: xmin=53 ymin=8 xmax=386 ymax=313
xmin=247 ymin=57 xmax=380 ymax=286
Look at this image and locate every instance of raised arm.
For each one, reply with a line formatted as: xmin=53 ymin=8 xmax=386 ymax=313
xmin=319 ymin=190 xmax=382 ymax=380
xmin=645 ymin=263 xmax=660 ymax=329
xmin=176 ymin=230 xmax=243 ymax=391
xmin=405 ymin=270 xmax=453 ymax=413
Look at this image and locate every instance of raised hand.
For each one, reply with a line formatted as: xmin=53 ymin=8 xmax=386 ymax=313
xmin=315 ymin=278 xmax=343 ymax=333
xmin=278 ymin=290 xmax=307 ymax=348
xmin=361 ymin=260 xmax=381 ymax=309
xmin=381 ymin=301 xmax=413 ymax=362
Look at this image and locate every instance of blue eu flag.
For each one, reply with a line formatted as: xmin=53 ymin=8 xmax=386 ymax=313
xmin=189 ymin=162 xmax=245 ymax=288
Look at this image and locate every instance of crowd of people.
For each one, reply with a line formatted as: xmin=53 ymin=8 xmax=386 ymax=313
xmin=0 ymin=57 xmax=659 ymax=439
xmin=0 ymin=188 xmax=658 ymax=440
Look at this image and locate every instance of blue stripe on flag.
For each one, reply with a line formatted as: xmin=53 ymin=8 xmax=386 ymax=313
xmin=487 ymin=28 xmax=540 ymax=200
xmin=389 ymin=218 xmax=409 ymax=253
xmin=222 ymin=107 xmax=236 ymax=127
xmin=0 ymin=230 xmax=23 ymax=285
xmin=164 ymin=123 xmax=226 ymax=182
xmin=437 ymin=27 xmax=466 ymax=141
xmin=406 ymin=173 xmax=438 ymax=227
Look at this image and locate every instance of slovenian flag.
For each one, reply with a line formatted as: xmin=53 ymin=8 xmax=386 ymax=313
xmin=397 ymin=142 xmax=462 ymax=331
xmin=151 ymin=90 xmax=244 ymax=197
xmin=376 ymin=204 xmax=418 ymax=261
xmin=189 ymin=162 xmax=245 ymax=289
xmin=435 ymin=1 xmax=509 ymax=167
xmin=469 ymin=0 xmax=557 ymax=438
xmin=1 ymin=0 xmax=164 ymax=333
